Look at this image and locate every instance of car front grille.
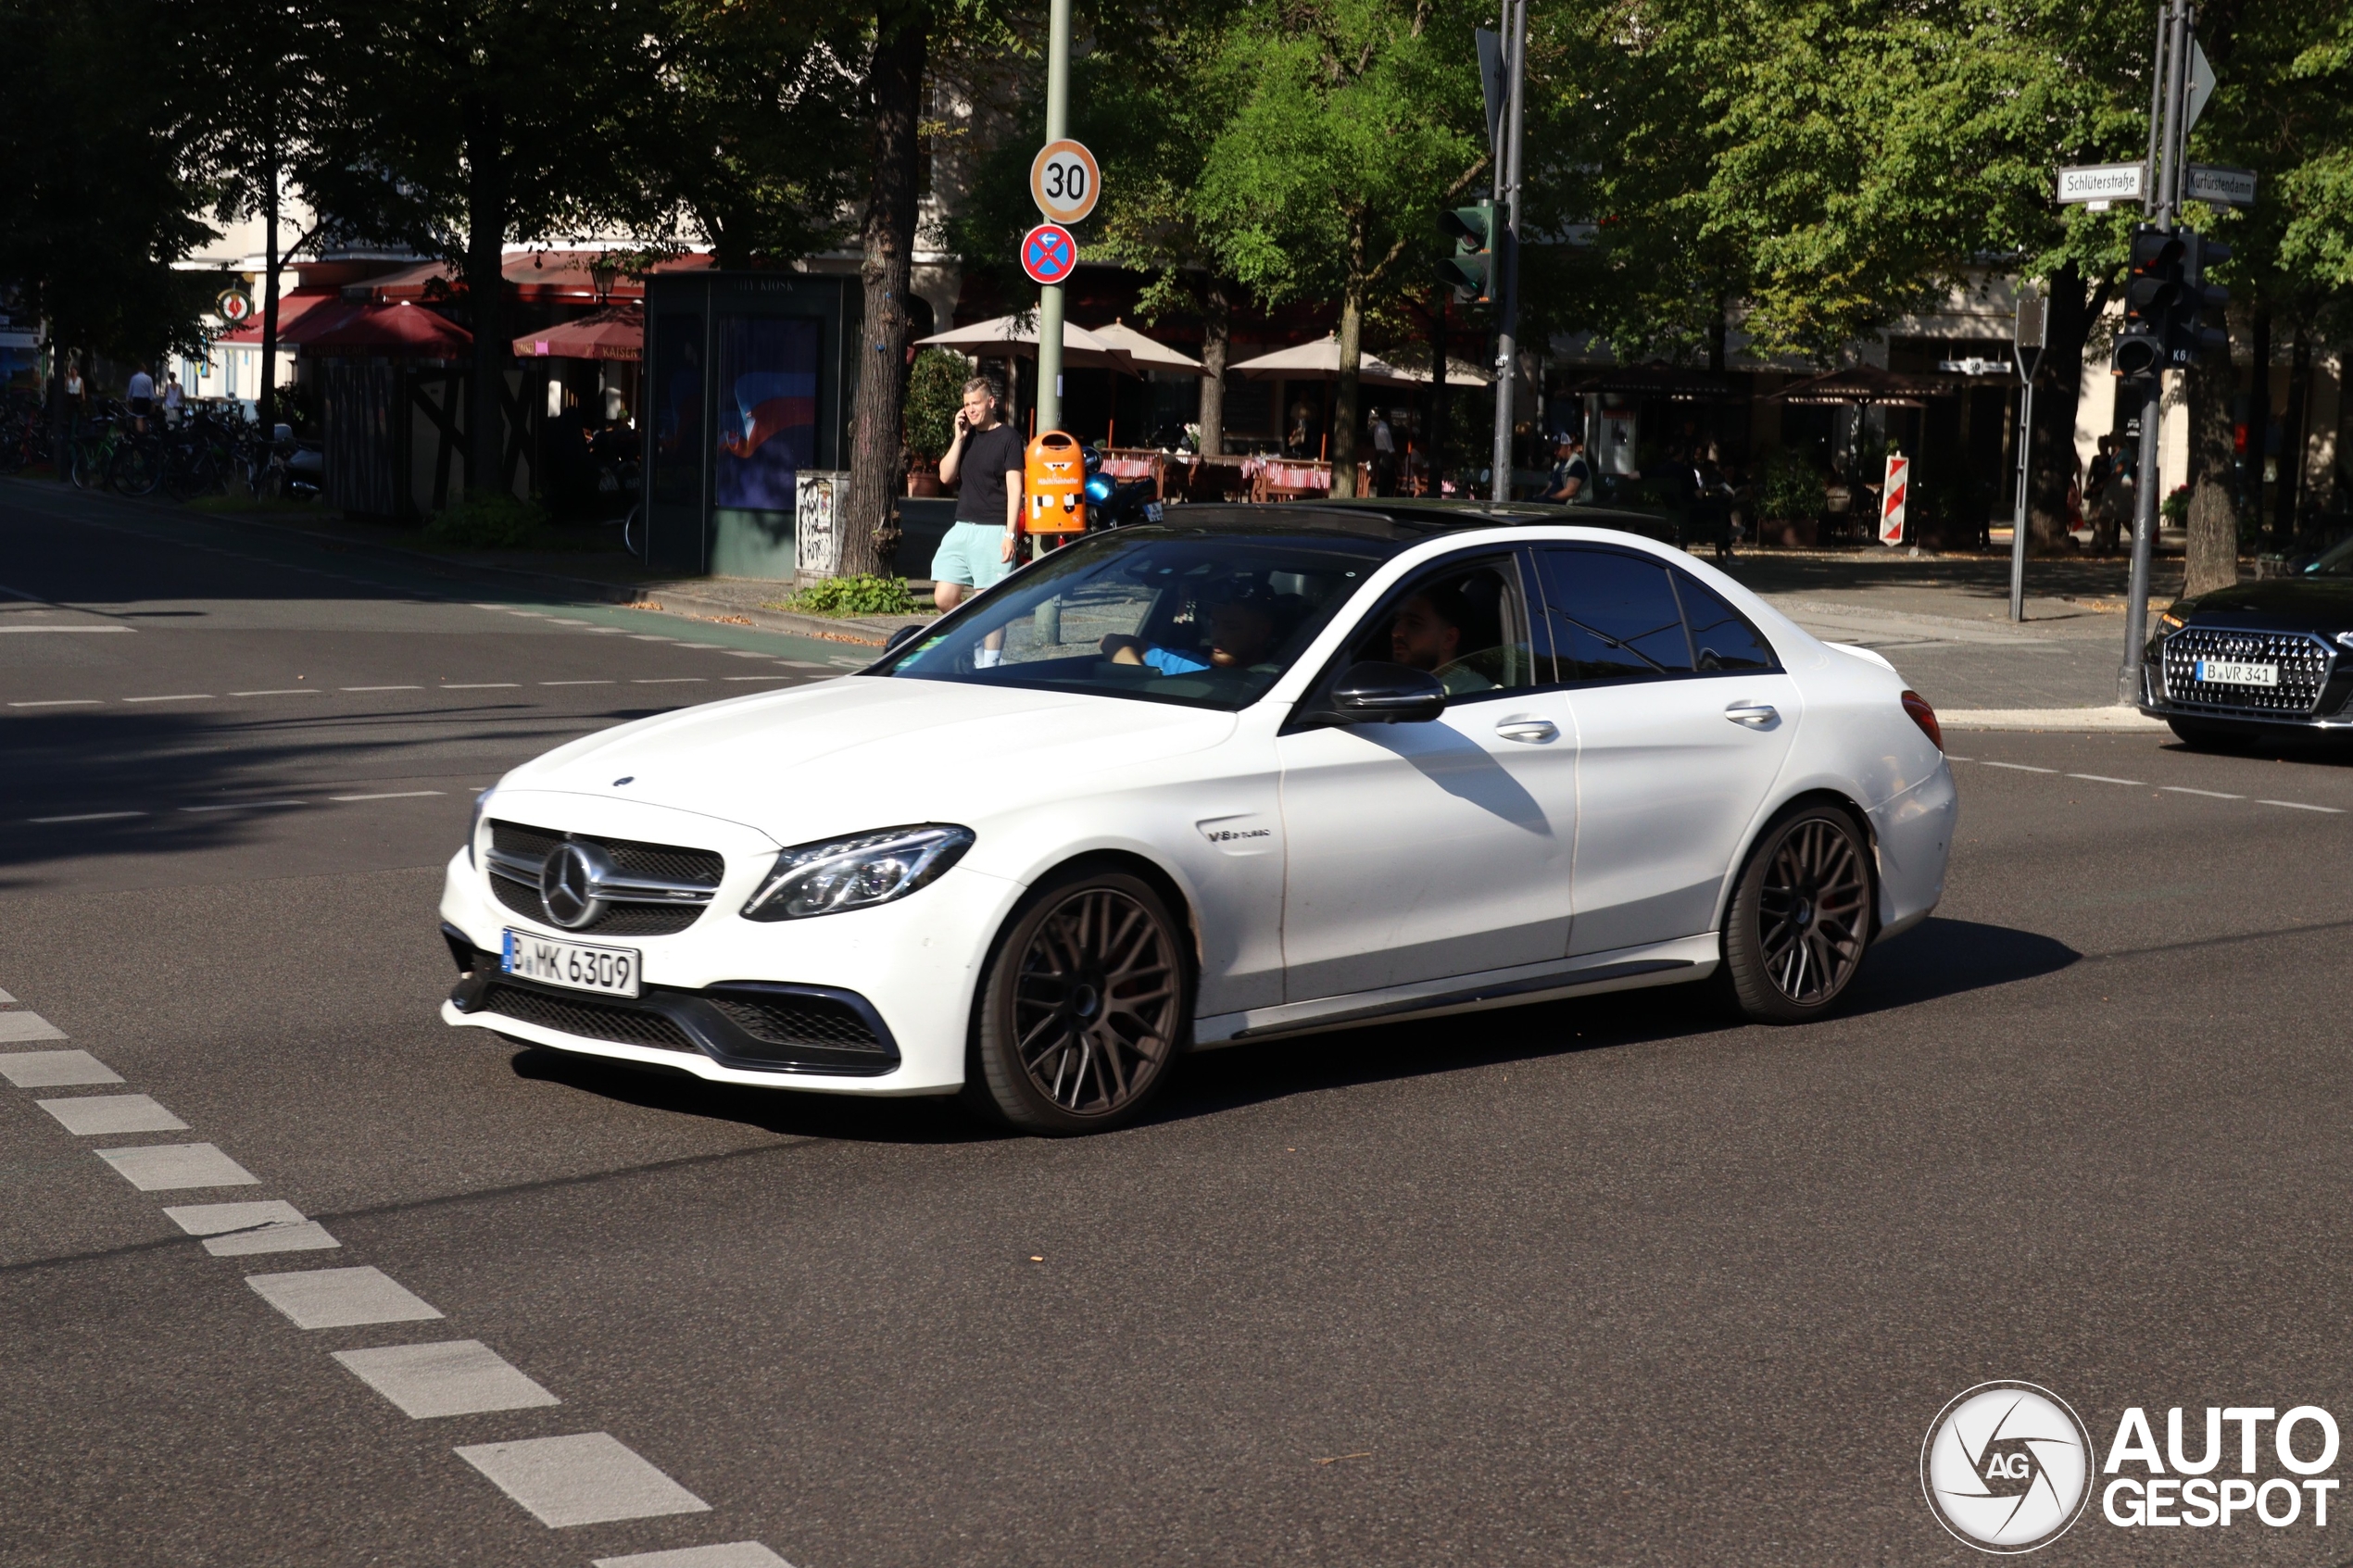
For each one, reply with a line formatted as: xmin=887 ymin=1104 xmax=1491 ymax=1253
xmin=477 ymin=981 xmax=698 ymax=1051
xmin=484 ymin=819 xmax=724 ymax=935
xmin=2162 ymin=629 xmax=2334 ymax=714
xmin=707 ymin=995 xmax=889 ymax=1059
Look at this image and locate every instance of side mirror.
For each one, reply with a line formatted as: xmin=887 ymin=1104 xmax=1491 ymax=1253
xmin=882 ymin=623 xmax=924 ymax=654
xmin=1304 ymin=661 xmax=1448 ymax=726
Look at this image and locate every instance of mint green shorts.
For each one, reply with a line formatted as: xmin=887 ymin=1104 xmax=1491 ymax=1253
xmin=930 ymin=521 xmax=1013 ymax=590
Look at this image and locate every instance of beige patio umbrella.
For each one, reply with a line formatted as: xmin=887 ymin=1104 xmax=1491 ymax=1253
xmin=1085 ymin=320 xmax=1207 ymax=377
xmin=915 ymin=313 xmax=1137 ymax=371
xmin=1227 ymin=334 xmax=1424 ymax=387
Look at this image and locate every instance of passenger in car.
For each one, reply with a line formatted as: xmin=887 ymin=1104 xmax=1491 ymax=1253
xmin=1101 ymin=583 xmax=1282 ymax=673
xmin=1389 ymin=585 xmax=1497 ymax=694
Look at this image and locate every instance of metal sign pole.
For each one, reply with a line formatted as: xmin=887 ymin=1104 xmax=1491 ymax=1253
xmin=1488 ymin=0 xmax=1525 ymax=502
xmin=1035 ymin=0 xmax=1073 ymax=434
xmin=2120 ymin=0 xmax=2193 ymax=704
xmin=2009 ymin=288 xmax=2047 ymax=621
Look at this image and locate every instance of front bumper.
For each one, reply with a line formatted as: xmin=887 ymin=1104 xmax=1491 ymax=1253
xmin=2139 ymin=627 xmax=2353 ymax=728
xmin=438 ymin=838 xmax=1026 ymax=1096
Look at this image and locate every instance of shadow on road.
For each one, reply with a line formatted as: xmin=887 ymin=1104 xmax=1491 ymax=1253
xmin=505 ymin=914 xmax=2077 ymax=1143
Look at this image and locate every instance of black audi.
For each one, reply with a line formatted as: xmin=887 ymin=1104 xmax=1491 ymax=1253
xmin=2141 ymin=535 xmax=2353 ymax=746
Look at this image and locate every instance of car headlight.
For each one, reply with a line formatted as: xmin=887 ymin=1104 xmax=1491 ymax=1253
xmin=740 ymin=824 xmax=975 ymax=922
xmin=466 ymin=788 xmax=496 ymax=867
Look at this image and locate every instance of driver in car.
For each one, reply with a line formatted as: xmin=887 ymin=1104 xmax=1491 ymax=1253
xmin=1101 ymin=583 xmax=1280 ymax=674
xmin=1390 ymin=585 xmax=1496 ymax=694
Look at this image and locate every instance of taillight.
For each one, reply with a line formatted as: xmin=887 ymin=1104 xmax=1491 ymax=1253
xmin=1901 ymin=690 xmax=1943 ymax=751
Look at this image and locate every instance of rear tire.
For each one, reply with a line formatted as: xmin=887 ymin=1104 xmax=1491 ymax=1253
xmin=1721 ymin=804 xmax=1873 ymax=1024
xmin=963 ymin=867 xmax=1189 ymax=1135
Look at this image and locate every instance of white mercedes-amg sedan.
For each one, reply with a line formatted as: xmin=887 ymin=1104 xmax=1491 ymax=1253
xmin=440 ymin=505 xmax=1955 ymax=1135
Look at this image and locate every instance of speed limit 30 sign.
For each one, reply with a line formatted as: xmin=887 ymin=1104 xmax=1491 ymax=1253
xmin=1029 ymin=138 xmax=1101 ymax=224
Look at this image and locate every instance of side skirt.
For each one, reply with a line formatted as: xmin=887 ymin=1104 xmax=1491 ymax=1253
xmin=1192 ymin=933 xmax=1719 ymax=1048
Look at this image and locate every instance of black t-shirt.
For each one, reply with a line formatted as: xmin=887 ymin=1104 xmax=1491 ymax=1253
xmin=956 ymin=424 xmax=1025 ymax=524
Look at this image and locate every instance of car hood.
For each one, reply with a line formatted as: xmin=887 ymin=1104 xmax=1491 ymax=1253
xmin=2179 ymin=577 xmax=2353 ymax=629
xmin=502 ymin=676 xmax=1239 ymax=839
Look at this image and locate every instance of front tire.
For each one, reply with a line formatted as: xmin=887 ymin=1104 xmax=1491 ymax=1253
xmin=1722 ymin=804 xmax=1873 ymax=1024
xmin=964 ymin=868 xmax=1189 ymax=1135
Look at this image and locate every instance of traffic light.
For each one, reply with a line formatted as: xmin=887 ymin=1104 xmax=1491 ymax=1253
xmin=2170 ymin=231 xmax=2232 ymax=359
xmin=2112 ymin=224 xmax=2183 ymax=380
xmin=1438 ymin=201 xmax=1494 ymax=303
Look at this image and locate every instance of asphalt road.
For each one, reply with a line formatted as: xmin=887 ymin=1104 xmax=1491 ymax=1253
xmin=7 ymin=482 xmax=2353 ymax=1568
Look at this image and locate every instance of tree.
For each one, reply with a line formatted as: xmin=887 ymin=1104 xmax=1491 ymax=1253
xmin=178 ymin=0 xmax=347 ymax=431
xmin=1194 ymin=0 xmax=1486 ymax=495
xmin=0 ymin=0 xmax=216 ymax=445
xmin=841 ymin=1 xmax=933 ymax=578
xmin=627 ymin=0 xmax=866 ymax=268
xmin=1529 ymin=0 xmax=2153 ymax=548
xmin=317 ymin=0 xmax=654 ymax=497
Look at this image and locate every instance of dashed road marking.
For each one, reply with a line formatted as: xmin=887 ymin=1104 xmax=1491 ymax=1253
xmin=595 ymin=1546 xmax=795 ymax=1568
xmin=455 ymin=1432 xmax=712 ymax=1527
xmin=1979 ymin=760 xmax=2057 ymax=772
xmin=230 ymin=689 xmax=322 ymax=697
xmin=97 ymin=1142 xmax=261 ymax=1191
xmin=2065 ymin=773 xmax=2145 ymax=785
xmin=333 ymin=1340 xmax=561 ymax=1419
xmin=167 ymin=1200 xmax=341 ymax=1256
xmin=181 ymin=799 xmax=305 ymax=813
xmin=329 ymin=790 xmax=445 ymax=801
xmin=0 ymin=1012 xmax=69 ymax=1044
xmin=28 ymin=810 xmax=146 ymax=823
xmin=632 ymin=678 xmax=704 ymax=684
xmin=540 ymin=680 xmax=613 ymax=685
xmin=245 ymin=1265 xmax=444 ymax=1329
xmin=8 ymin=699 xmax=102 ymax=708
xmin=343 ymin=684 xmax=422 ymax=691
xmin=0 ymin=1049 xmax=119 ymax=1086
xmin=630 ymin=634 xmax=676 ymax=643
xmin=440 ymin=683 xmax=520 ymax=690
xmin=2162 ymin=785 xmax=2244 ymax=799
xmin=37 ymin=1093 xmax=187 ymax=1135
xmin=2259 ymin=798 xmax=2345 ymax=813
xmin=121 ymin=693 xmax=210 ymax=704
xmin=724 ymin=675 xmax=793 ymax=682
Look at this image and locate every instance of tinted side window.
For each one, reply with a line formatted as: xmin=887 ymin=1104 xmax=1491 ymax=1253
xmin=1676 ymin=575 xmax=1777 ymax=671
xmin=1337 ymin=554 xmax=1535 ymax=697
xmin=1534 ymin=547 xmax=1692 ymax=683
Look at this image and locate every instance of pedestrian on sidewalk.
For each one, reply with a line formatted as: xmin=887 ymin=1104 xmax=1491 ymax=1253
xmin=162 ymin=371 xmax=184 ymax=426
xmin=932 ymin=374 xmax=1026 ymax=627
xmin=126 ymin=363 xmax=156 ymax=431
xmin=1368 ymin=408 xmax=1397 ymax=496
xmin=1544 ymin=433 xmax=1590 ymax=503
xmin=2085 ymin=436 xmax=2119 ymax=554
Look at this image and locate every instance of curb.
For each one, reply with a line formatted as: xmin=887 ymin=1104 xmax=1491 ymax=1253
xmin=1939 ymin=707 xmax=2172 ymax=732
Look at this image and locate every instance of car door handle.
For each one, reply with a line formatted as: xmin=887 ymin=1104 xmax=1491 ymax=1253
xmin=1494 ymin=713 xmax=1559 ymax=744
xmin=1724 ymin=700 xmax=1780 ymax=728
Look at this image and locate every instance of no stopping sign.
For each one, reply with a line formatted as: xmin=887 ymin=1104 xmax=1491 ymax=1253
xmin=1021 ymin=224 xmax=1078 ymax=286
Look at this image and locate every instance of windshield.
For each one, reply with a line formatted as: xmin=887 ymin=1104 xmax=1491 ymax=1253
xmin=878 ymin=528 xmax=1388 ymax=709
xmin=2308 ymin=536 xmax=2353 ymax=577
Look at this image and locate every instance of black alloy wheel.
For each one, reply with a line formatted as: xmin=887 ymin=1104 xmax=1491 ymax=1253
xmin=966 ymin=868 xmax=1189 ymax=1135
xmin=1722 ymin=804 xmax=1872 ymax=1023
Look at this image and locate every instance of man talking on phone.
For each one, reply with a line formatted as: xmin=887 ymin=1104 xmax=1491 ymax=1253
xmin=934 ymin=376 xmax=1026 ymax=626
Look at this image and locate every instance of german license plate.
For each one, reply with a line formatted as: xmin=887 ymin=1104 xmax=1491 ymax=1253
xmin=501 ymin=930 xmax=641 ymax=997
xmin=2196 ymin=659 xmax=2279 ymax=687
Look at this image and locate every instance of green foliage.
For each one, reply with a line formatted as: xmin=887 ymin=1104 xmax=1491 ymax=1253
xmin=1755 ymin=448 xmax=1827 ymax=522
xmin=782 ymin=574 xmax=919 ymax=617
xmin=904 ymin=349 xmax=970 ymax=460
xmin=426 ymin=492 xmax=546 ymax=548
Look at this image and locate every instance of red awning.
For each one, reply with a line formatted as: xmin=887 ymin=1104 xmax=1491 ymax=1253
xmin=512 ymin=303 xmax=643 ymax=362
xmin=302 ymin=302 xmax=472 ymax=358
xmin=214 ymin=289 xmax=350 ymax=345
xmin=365 ymin=251 xmax=712 ymax=306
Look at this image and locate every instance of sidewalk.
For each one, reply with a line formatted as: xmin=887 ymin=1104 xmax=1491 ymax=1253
xmin=1712 ymin=550 xmax=2181 ymax=728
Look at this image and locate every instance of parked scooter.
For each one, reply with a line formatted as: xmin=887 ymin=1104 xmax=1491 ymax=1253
xmin=254 ymin=422 xmax=325 ymax=502
xmin=1080 ymin=446 xmax=1164 ymax=530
